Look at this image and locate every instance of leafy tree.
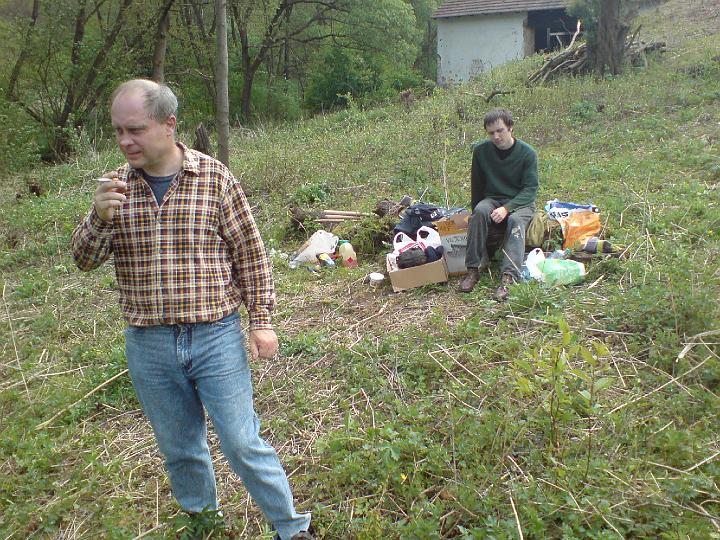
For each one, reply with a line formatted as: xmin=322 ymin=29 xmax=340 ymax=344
xmin=0 ymin=0 xmax=434 ymax=164
xmin=302 ymin=0 xmax=419 ymax=111
xmin=407 ymin=0 xmax=443 ymax=81
xmin=304 ymin=48 xmax=378 ymax=110
xmin=570 ymin=0 xmax=639 ymax=76
xmin=3 ymin=0 xmax=171 ymax=159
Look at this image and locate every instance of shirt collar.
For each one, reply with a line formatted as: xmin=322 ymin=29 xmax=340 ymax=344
xmin=127 ymin=141 xmax=199 ymax=179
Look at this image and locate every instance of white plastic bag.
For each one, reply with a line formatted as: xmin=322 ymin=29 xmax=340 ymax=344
xmin=524 ymin=248 xmax=546 ymax=281
xmin=289 ymin=230 xmax=339 ymax=267
xmin=386 ymin=252 xmax=399 ymax=272
xmin=392 ymin=232 xmax=419 ymax=255
xmin=416 ymin=226 xmax=442 ymax=250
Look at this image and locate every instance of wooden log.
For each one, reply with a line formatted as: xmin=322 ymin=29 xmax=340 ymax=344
xmin=315 ymin=219 xmax=343 ymax=225
xmin=321 ymin=210 xmax=372 ymax=217
xmin=320 ymin=213 xmax=364 ymax=219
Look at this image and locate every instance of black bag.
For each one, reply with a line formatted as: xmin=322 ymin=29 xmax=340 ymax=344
xmin=397 ymin=246 xmax=427 ymax=269
xmin=393 ymin=203 xmax=466 ymax=237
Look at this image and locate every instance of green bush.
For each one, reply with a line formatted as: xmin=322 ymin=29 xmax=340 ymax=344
xmin=0 ymin=94 xmax=41 ymax=173
xmin=305 ymin=48 xmax=381 ymax=112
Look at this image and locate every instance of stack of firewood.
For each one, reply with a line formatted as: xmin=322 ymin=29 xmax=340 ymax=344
xmin=314 ymin=210 xmax=373 ymax=227
xmin=289 ymin=196 xmax=414 ymax=232
xmin=528 ymin=38 xmax=666 ymax=85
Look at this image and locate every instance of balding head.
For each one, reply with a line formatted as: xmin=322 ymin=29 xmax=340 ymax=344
xmin=111 ymin=79 xmax=178 ymax=123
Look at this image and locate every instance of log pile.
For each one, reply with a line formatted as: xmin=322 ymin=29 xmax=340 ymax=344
xmin=288 ymin=206 xmax=374 ymax=230
xmin=528 ymin=38 xmax=667 ymax=85
xmin=289 ymin=196 xmax=414 ymax=232
xmin=314 ymin=210 xmax=373 ymax=227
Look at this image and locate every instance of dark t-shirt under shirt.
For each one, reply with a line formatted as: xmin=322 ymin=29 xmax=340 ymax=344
xmin=494 ymin=140 xmax=517 ymax=160
xmin=142 ymin=171 xmax=176 ymax=205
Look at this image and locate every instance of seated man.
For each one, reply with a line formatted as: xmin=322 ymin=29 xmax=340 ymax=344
xmin=458 ymin=108 xmax=538 ymax=301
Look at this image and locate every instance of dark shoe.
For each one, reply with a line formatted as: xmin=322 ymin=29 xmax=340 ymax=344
xmin=493 ymin=273 xmax=516 ymax=302
xmin=457 ymin=268 xmax=480 ymax=293
xmin=291 ymin=531 xmax=315 ymax=540
xmin=275 ymin=525 xmax=315 ymax=540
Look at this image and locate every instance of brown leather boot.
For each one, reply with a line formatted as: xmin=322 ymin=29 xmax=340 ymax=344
xmin=493 ymin=272 xmax=516 ymax=302
xmin=458 ymin=268 xmax=480 ymax=293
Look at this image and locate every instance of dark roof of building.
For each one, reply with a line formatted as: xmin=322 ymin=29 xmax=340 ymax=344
xmin=433 ymin=0 xmax=568 ymax=19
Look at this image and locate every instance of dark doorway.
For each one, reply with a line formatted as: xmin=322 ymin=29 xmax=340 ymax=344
xmin=528 ymin=9 xmax=580 ymax=51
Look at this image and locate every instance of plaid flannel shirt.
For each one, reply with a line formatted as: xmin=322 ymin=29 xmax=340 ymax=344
xmin=71 ymin=143 xmax=275 ymax=329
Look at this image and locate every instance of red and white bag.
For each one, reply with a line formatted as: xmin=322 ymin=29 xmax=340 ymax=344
xmin=415 ymin=226 xmax=441 ymax=250
xmin=392 ymin=232 xmax=419 ymax=255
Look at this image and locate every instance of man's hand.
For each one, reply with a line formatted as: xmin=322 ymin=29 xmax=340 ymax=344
xmin=249 ymin=329 xmax=279 ymax=360
xmin=490 ymin=206 xmax=509 ymax=224
xmin=94 ymin=172 xmax=127 ymax=222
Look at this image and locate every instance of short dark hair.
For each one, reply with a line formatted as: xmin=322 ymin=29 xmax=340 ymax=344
xmin=483 ymin=108 xmax=514 ymax=129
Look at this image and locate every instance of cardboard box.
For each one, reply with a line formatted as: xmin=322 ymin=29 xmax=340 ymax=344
xmin=434 ymin=211 xmax=470 ymax=276
xmin=386 ymin=256 xmax=449 ymax=292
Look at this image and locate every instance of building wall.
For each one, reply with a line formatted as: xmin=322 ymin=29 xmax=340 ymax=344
xmin=437 ymin=12 xmax=527 ymax=85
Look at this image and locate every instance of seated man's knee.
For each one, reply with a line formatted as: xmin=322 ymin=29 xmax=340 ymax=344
xmin=506 ymin=215 xmax=527 ymax=238
xmin=506 ymin=213 xmax=522 ymax=227
xmin=473 ymin=199 xmax=495 ymax=217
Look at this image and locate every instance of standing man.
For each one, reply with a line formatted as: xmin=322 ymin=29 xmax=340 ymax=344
xmin=71 ymin=79 xmax=313 ymax=540
xmin=457 ymin=108 xmax=538 ymax=301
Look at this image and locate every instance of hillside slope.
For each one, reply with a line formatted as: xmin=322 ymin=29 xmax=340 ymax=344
xmin=1 ymin=0 xmax=719 ymax=538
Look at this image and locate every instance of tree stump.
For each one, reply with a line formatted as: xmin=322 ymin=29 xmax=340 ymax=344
xmin=193 ymin=123 xmax=212 ymax=156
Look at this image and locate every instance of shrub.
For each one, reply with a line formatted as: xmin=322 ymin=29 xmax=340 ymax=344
xmin=0 ymin=94 xmax=41 ymax=173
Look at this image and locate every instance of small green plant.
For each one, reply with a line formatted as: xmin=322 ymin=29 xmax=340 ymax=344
xmin=571 ymin=100 xmax=599 ymax=120
xmin=514 ymin=320 xmax=612 ymax=461
xmin=292 ymin=182 xmax=330 ymax=205
xmin=172 ymin=508 xmax=228 ymax=540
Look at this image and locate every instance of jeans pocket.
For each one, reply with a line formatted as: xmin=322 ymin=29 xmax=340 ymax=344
xmin=213 ymin=312 xmax=240 ymax=330
xmin=124 ymin=325 xmax=142 ymax=337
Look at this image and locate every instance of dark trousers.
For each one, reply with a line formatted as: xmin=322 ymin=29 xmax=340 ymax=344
xmin=465 ymin=198 xmax=535 ymax=280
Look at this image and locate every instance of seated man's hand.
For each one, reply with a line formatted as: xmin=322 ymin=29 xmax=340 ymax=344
xmin=490 ymin=206 xmax=509 ymax=224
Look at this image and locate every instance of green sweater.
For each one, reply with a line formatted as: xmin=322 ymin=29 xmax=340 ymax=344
xmin=470 ymin=139 xmax=538 ymax=212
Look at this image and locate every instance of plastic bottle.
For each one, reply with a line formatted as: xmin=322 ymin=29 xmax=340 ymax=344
xmin=337 ymin=240 xmax=358 ymax=268
xmin=317 ymin=253 xmax=336 ymax=267
xmin=548 ymin=248 xmax=572 ymax=260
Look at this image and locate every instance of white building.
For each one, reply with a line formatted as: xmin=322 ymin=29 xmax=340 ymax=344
xmin=433 ymin=0 xmax=578 ymax=85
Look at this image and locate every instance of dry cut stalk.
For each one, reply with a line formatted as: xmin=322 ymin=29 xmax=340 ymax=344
xmin=509 ymin=494 xmax=524 ymax=540
xmin=35 ymin=369 xmax=130 ymax=430
xmin=2 ymin=282 xmax=31 ymax=401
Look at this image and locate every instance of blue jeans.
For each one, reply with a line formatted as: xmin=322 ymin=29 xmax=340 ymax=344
xmin=124 ymin=313 xmax=311 ymax=540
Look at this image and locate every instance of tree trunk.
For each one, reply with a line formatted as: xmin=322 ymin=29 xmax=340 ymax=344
xmin=151 ymin=0 xmax=175 ymax=82
xmin=282 ymin=8 xmax=291 ymax=78
xmin=594 ymin=0 xmax=629 ymax=76
xmin=215 ymin=0 xmax=230 ymax=166
xmin=6 ymin=0 xmax=40 ymax=100
xmin=237 ymin=24 xmax=253 ymax=124
xmin=54 ymin=0 xmax=134 ymax=159
xmin=240 ymin=70 xmax=253 ymax=124
xmin=59 ymin=0 xmax=88 ymax=129
xmin=181 ymin=3 xmax=216 ymax=101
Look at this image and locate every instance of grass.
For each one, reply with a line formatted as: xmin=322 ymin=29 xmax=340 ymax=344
xmin=1 ymin=0 xmax=719 ymax=537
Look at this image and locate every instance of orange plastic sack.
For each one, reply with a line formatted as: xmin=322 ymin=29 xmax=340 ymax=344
xmin=557 ymin=210 xmax=601 ymax=249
